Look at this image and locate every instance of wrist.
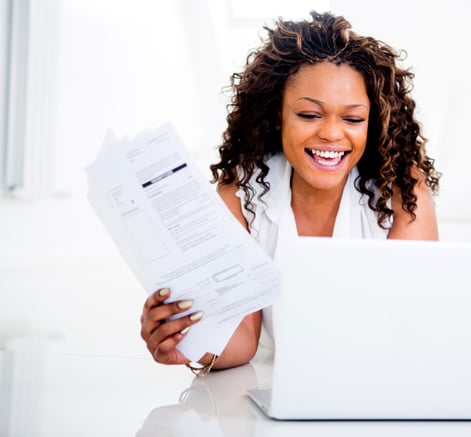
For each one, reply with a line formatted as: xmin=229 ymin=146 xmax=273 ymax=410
xmin=185 ymin=353 xmax=218 ymax=377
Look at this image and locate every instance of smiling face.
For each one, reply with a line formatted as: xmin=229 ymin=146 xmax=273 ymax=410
xmin=281 ymin=62 xmax=370 ymax=198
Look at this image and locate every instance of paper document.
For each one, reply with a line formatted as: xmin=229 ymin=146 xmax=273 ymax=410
xmin=86 ymin=123 xmax=281 ymax=361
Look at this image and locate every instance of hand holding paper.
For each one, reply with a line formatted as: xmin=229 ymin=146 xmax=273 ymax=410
xmin=85 ymin=123 xmax=280 ymax=361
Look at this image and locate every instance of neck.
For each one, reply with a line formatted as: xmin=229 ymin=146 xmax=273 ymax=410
xmin=290 ymin=177 xmax=345 ymax=237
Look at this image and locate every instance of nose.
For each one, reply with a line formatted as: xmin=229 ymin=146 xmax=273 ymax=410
xmin=318 ymin=117 xmax=344 ymax=142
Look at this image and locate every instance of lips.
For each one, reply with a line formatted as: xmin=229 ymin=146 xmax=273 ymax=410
xmin=305 ymin=148 xmax=349 ymax=167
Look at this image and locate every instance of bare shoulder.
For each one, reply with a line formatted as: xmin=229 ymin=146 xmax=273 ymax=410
xmin=389 ymin=167 xmax=439 ymax=241
xmin=216 ymin=181 xmax=249 ymax=231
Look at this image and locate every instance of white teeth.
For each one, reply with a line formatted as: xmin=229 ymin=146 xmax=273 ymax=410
xmin=310 ymin=149 xmax=345 ymax=159
xmin=306 ymin=148 xmax=347 ymax=167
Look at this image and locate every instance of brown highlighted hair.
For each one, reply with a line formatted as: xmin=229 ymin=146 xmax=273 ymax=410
xmin=210 ymin=10 xmax=440 ymax=227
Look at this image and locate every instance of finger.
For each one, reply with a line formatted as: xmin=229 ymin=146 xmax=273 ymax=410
xmin=140 ymin=288 xmax=179 ymax=335
xmin=152 ymin=335 xmax=188 ymax=365
xmin=149 ymin=311 xmax=203 ymax=364
xmin=152 ymin=335 xmax=187 ymax=364
xmin=141 ymin=299 xmax=194 ymax=338
xmin=140 ymin=299 xmax=200 ymax=344
xmin=143 ymin=288 xmax=171 ymax=313
xmin=146 ymin=299 xmax=194 ymax=325
xmin=150 ymin=311 xmax=203 ymax=344
xmin=147 ymin=311 xmax=204 ymax=354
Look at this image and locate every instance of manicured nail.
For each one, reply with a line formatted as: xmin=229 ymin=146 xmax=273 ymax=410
xmin=190 ymin=311 xmax=203 ymax=321
xmin=178 ymin=300 xmax=193 ymax=310
xmin=180 ymin=327 xmax=190 ymax=335
xmin=159 ymin=288 xmax=170 ymax=297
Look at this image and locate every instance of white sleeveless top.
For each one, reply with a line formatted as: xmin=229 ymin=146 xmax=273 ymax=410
xmin=236 ymin=153 xmax=389 ymax=348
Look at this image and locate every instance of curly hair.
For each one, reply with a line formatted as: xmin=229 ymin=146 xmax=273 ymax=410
xmin=210 ymin=10 xmax=440 ymax=228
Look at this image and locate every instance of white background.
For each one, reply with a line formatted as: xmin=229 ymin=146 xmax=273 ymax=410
xmin=1 ymin=0 xmax=470 ymax=356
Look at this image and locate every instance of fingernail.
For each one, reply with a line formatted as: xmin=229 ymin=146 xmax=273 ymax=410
xmin=159 ymin=288 xmax=170 ymax=296
xmin=178 ymin=300 xmax=193 ymax=310
xmin=190 ymin=311 xmax=203 ymax=321
xmin=180 ymin=327 xmax=190 ymax=335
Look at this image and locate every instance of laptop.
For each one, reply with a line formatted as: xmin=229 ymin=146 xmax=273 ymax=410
xmin=248 ymin=237 xmax=471 ymax=420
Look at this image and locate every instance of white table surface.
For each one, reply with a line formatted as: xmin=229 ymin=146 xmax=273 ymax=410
xmin=2 ymin=339 xmax=471 ymax=437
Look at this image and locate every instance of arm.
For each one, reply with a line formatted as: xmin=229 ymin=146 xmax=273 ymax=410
xmin=388 ymin=170 xmax=439 ymax=241
xmin=207 ymin=181 xmax=261 ymax=369
xmin=199 ymin=310 xmax=262 ymax=370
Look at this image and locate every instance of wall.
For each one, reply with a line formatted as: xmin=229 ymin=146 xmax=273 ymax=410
xmin=331 ymin=0 xmax=471 ymax=224
xmin=0 ymin=0 xmax=9 ymax=171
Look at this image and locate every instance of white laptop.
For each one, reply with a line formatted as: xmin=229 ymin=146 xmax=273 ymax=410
xmin=248 ymin=237 xmax=471 ymax=420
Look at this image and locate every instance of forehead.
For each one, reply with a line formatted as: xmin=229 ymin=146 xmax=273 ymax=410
xmin=284 ymin=62 xmax=368 ymax=103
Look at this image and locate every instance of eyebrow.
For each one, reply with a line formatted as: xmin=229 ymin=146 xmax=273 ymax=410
xmin=298 ymin=97 xmax=369 ymax=110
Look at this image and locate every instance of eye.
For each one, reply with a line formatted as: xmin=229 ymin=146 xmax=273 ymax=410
xmin=297 ymin=113 xmax=321 ymax=120
xmin=343 ymin=117 xmax=366 ymax=124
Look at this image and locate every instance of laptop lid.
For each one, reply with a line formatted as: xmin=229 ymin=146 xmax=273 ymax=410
xmin=250 ymin=237 xmax=471 ymax=420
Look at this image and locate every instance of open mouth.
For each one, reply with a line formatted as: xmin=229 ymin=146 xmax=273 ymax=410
xmin=305 ymin=148 xmax=349 ymax=167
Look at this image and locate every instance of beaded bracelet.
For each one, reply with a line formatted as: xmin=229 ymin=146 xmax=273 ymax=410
xmin=185 ymin=354 xmax=218 ymax=378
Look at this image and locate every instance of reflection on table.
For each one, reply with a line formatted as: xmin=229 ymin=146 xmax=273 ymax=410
xmin=1 ymin=339 xmax=471 ymax=437
xmin=136 ymin=362 xmax=260 ymax=437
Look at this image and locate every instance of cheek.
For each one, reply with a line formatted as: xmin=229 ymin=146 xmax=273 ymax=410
xmin=280 ymin=131 xmax=301 ymax=159
xmin=280 ymin=129 xmax=293 ymax=153
xmin=351 ymin=126 xmax=368 ymax=151
xmin=280 ymin=121 xmax=309 ymax=152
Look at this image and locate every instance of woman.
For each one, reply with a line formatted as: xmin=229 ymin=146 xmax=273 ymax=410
xmin=140 ymin=11 xmax=441 ymax=373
